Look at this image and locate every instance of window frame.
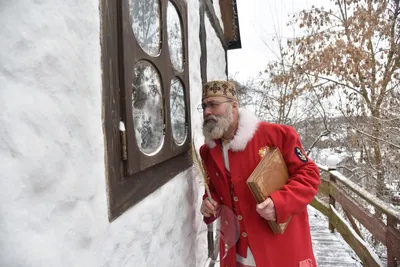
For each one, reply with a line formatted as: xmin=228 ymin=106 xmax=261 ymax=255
xmin=101 ymin=0 xmax=192 ymax=221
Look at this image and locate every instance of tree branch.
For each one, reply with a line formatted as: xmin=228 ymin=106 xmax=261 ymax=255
xmin=346 ymin=118 xmax=400 ymax=149
xmin=306 ymin=88 xmax=331 ymax=154
xmin=303 ymin=73 xmax=371 ymax=105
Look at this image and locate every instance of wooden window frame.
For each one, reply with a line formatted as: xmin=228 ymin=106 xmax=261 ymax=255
xmin=203 ymin=0 xmax=242 ymax=50
xmin=101 ymin=0 xmax=192 ymax=221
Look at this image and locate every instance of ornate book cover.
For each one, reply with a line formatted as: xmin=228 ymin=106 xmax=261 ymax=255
xmin=246 ymin=147 xmax=291 ymax=234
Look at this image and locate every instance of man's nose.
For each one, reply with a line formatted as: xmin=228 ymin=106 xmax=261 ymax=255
xmin=203 ymin=107 xmax=213 ymax=117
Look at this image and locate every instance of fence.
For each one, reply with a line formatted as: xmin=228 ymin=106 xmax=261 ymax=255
xmin=311 ymin=163 xmax=400 ymax=267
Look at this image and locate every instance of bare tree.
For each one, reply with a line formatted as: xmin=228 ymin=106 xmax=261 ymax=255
xmin=230 ymin=21 xmax=332 ymax=156
xmin=271 ymin=0 xmax=400 ymax=205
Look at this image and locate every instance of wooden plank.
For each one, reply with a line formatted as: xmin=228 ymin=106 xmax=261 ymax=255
xmin=218 ymin=0 xmax=241 ymax=49
xmin=318 ymin=178 xmax=330 ymax=196
xmin=329 ymin=173 xmax=336 ymax=233
xmin=330 ymin=183 xmax=387 ymax=245
xmin=100 ymin=0 xmax=122 ymax=221
xmin=310 ymin=196 xmax=330 ymax=217
xmin=218 ymin=0 xmax=233 ymax=40
xmin=309 ymin=206 xmax=363 ymax=266
xmin=199 ymin=1 xmax=207 ymax=84
xmin=329 ymin=205 xmax=382 ymax=267
xmin=317 ymin=163 xmax=329 ymax=172
xmin=387 ymin=215 xmax=400 ymax=267
xmin=343 ymin=209 xmax=364 ymax=240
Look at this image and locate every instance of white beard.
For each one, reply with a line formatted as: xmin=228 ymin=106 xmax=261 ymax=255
xmin=205 ymin=108 xmax=260 ymax=151
xmin=202 ymin=105 xmax=233 ymax=140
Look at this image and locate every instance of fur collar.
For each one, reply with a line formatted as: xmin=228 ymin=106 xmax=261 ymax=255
xmin=205 ymin=108 xmax=260 ymax=151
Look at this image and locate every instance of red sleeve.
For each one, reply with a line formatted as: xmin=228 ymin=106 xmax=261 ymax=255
xmin=200 ymin=144 xmax=221 ymax=224
xmin=269 ymin=126 xmax=320 ymax=224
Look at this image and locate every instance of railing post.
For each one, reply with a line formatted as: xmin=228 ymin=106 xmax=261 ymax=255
xmin=387 ymin=215 xmax=398 ymax=267
xmin=327 ymin=155 xmax=339 ymax=233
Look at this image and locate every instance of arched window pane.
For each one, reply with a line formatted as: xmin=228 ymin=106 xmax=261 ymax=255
xmin=132 ymin=61 xmax=164 ymax=154
xmin=129 ymin=0 xmax=161 ymax=56
xmin=170 ymin=78 xmax=187 ymax=145
xmin=167 ymin=2 xmax=184 ymax=71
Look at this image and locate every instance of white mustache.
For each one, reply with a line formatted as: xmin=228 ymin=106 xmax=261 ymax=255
xmin=204 ymin=115 xmax=217 ymax=123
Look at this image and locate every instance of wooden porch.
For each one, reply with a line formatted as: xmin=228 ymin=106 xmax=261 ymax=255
xmin=309 ymin=164 xmax=400 ymax=267
xmin=309 ymin=206 xmax=362 ymax=266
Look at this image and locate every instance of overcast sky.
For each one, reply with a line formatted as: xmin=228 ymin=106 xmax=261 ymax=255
xmin=228 ymin=0 xmax=333 ymax=82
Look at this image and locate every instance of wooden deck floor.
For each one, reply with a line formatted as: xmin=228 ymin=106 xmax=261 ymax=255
xmin=308 ymin=206 xmax=363 ymax=267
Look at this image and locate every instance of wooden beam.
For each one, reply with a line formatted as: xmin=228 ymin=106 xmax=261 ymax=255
xmin=318 ymin=178 xmax=330 ymax=196
xmin=343 ymin=209 xmax=364 ymax=241
xmin=387 ymin=215 xmax=400 ymax=267
xmin=330 ymin=170 xmax=400 ymax=221
xmin=199 ymin=1 xmax=207 ymax=84
xmin=310 ymin=196 xmax=330 ymax=217
xmin=330 ymin=182 xmax=387 ymax=245
xmin=218 ymin=0 xmax=241 ymax=49
xmin=218 ymin=0 xmax=232 ymax=40
xmin=328 ymin=172 xmax=337 ymax=233
xmin=329 ymin=206 xmax=382 ymax=267
xmin=203 ymin=0 xmax=227 ymax=50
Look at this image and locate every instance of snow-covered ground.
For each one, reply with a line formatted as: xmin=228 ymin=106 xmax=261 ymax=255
xmin=308 ymin=206 xmax=364 ymax=267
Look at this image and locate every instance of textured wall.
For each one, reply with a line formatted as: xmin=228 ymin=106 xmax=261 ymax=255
xmin=0 ymin=0 xmax=225 ymax=266
xmin=205 ymin=16 xmax=227 ymax=81
xmin=0 ymin=1 xmax=105 ymax=266
xmin=212 ymin=0 xmax=224 ymax=31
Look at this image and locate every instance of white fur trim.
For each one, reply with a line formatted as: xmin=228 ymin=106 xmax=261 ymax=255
xmin=230 ymin=108 xmax=260 ymax=151
xmin=205 ymin=108 xmax=260 ymax=151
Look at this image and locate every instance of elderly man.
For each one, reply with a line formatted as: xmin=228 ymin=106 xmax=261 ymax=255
xmin=199 ymin=80 xmax=320 ymax=267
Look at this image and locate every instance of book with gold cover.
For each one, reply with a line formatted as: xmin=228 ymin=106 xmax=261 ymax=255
xmin=246 ymin=147 xmax=291 ymax=234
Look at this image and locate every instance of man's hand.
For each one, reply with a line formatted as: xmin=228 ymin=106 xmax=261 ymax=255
xmin=200 ymin=198 xmax=219 ymax=217
xmin=256 ymin=197 xmax=276 ymax=221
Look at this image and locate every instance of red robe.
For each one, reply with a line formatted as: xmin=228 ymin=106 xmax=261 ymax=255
xmin=200 ymin=108 xmax=320 ymax=267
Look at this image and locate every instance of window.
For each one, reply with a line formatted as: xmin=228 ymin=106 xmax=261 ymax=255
xmin=101 ymin=0 xmax=191 ymax=221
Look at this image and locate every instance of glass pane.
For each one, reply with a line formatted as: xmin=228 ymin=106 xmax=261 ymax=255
xmin=167 ymin=2 xmax=184 ymax=72
xmin=170 ymin=78 xmax=187 ymax=145
xmin=129 ymin=0 xmax=161 ymax=56
xmin=132 ymin=61 xmax=164 ymax=154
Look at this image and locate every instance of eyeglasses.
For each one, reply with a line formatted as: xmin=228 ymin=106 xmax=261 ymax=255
xmin=197 ymin=100 xmax=233 ymax=113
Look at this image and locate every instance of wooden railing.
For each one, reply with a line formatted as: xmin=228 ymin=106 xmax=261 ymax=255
xmin=311 ymin=164 xmax=400 ymax=267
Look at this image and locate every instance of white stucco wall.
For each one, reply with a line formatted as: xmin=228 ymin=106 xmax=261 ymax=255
xmin=0 ymin=0 xmax=218 ymax=266
xmin=212 ymin=0 xmax=225 ymax=31
xmin=0 ymin=1 xmax=104 ymax=266
xmin=205 ymin=16 xmax=227 ymax=81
